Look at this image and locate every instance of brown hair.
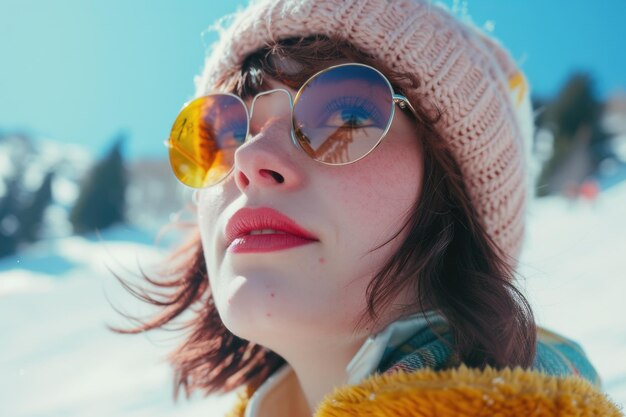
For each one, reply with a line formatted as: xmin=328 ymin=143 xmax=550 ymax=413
xmin=109 ymin=35 xmax=536 ymax=400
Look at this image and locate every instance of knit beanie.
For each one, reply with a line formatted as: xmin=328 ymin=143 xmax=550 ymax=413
xmin=194 ymin=0 xmax=535 ymax=267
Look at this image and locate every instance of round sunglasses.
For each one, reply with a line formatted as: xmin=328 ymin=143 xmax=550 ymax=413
xmin=168 ymin=63 xmax=418 ymax=188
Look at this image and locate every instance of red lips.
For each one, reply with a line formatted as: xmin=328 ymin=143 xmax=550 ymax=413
xmin=225 ymin=207 xmax=318 ymax=253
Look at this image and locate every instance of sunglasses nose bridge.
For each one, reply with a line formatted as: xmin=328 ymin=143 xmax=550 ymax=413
xmin=248 ymin=89 xmax=294 ymax=137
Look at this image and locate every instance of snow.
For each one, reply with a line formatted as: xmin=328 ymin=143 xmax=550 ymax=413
xmin=1 ymin=182 xmax=625 ymax=415
xmin=519 ymin=180 xmax=626 ymax=404
xmin=0 ymin=227 xmax=238 ymax=417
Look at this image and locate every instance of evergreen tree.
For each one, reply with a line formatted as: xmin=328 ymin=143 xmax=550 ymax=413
xmin=544 ymin=73 xmax=599 ymax=138
xmin=70 ymin=133 xmax=128 ymax=234
xmin=535 ymin=73 xmax=609 ymax=196
xmin=19 ymin=170 xmax=54 ymax=242
xmin=0 ymin=174 xmax=23 ymax=258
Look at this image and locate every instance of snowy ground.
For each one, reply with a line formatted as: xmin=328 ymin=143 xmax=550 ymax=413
xmin=1 ymin=183 xmax=625 ymax=416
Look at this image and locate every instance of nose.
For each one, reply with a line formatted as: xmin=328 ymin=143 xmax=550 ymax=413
xmin=232 ymin=89 xmax=306 ymax=192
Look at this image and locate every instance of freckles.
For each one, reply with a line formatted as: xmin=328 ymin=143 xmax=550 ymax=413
xmin=336 ymin=174 xmax=378 ymax=208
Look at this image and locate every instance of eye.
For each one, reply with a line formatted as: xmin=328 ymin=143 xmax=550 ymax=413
xmin=321 ymin=96 xmax=385 ymax=129
xmin=217 ymin=119 xmax=247 ymax=145
xmin=214 ymin=112 xmax=247 ymax=145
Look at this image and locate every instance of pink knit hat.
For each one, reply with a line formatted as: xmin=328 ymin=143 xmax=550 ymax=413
xmin=195 ymin=0 xmax=535 ymax=266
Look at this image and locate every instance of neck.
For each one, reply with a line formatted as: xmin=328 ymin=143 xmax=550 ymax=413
xmin=277 ymin=335 xmax=367 ymax=415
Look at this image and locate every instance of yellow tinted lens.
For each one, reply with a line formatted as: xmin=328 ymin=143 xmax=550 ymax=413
xmin=168 ymin=94 xmax=248 ymax=187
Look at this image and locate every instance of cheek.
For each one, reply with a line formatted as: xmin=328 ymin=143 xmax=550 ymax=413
xmin=334 ymin=142 xmax=423 ymax=238
xmin=196 ymin=182 xmax=235 ymax=301
xmin=317 ymin=133 xmax=423 ymax=297
xmin=197 ymin=183 xmax=228 ymax=227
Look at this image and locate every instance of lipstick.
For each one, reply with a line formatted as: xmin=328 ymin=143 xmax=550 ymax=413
xmin=225 ymin=207 xmax=318 ymax=253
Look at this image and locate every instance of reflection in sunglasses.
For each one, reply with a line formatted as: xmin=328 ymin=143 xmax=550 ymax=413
xmin=169 ymin=64 xmax=413 ymax=187
xmin=314 ymin=126 xmax=353 ymax=164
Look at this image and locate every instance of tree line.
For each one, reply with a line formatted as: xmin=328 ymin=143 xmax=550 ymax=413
xmin=0 ymin=133 xmax=127 ymax=258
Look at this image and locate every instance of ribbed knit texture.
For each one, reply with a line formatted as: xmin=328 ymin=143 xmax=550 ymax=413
xmin=195 ymin=0 xmax=536 ymax=266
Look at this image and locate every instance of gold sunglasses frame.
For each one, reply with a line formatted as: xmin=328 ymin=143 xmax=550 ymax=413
xmin=169 ymin=62 xmax=418 ymax=187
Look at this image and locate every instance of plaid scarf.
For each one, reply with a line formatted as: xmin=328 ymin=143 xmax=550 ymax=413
xmin=377 ymin=315 xmax=601 ymax=387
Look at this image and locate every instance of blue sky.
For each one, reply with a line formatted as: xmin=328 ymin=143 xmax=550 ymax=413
xmin=1 ymin=0 xmax=625 ymax=159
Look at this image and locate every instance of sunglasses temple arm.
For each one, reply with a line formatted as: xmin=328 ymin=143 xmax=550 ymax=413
xmin=393 ymin=94 xmax=419 ymax=118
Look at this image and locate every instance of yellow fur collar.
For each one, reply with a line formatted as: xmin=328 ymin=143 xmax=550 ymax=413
xmin=227 ymin=365 xmax=623 ymax=417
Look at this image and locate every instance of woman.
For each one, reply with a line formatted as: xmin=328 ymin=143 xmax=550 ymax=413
xmin=112 ymin=0 xmax=622 ymax=415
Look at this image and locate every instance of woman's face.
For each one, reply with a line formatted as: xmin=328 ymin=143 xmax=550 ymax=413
xmin=196 ymin=71 xmax=424 ymax=352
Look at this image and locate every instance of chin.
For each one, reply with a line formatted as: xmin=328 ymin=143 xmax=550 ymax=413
xmin=217 ymin=296 xmax=309 ymax=350
xmin=212 ymin=275 xmax=279 ymax=341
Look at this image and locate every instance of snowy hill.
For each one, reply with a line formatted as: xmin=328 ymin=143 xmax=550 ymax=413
xmin=0 ymin=182 xmax=625 ymax=415
xmin=519 ymin=181 xmax=626 ymax=405
xmin=0 ymin=226 xmax=238 ymax=417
